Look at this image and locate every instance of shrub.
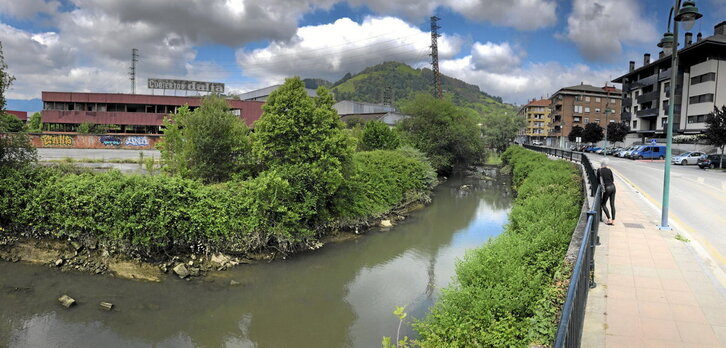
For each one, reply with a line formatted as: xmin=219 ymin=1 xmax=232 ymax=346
xmin=360 ymin=120 xmax=400 ymax=151
xmin=333 ymin=147 xmax=436 ymax=219
xmin=415 ymin=145 xmax=582 ymax=347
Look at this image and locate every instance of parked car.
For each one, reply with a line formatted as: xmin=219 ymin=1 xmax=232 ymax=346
xmin=697 ymin=154 xmax=726 ymax=169
xmin=671 ymin=151 xmax=704 ymax=165
xmin=603 ymin=147 xmax=622 ymax=155
xmin=621 ymin=146 xmax=640 ymax=158
xmin=532 ymin=140 xmax=543 ymax=146
xmin=615 ymin=146 xmax=635 ymax=158
xmin=630 ymin=145 xmax=666 ymax=160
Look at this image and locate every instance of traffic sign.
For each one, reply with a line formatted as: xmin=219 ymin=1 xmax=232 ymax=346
xmin=650 ymin=139 xmax=657 ymax=145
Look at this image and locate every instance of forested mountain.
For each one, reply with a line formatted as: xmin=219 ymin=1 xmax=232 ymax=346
xmin=304 ymin=61 xmax=517 ymax=117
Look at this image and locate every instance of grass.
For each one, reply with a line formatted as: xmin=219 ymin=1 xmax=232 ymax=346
xmin=675 ymin=233 xmax=690 ymax=242
xmin=485 ymin=152 xmax=503 ymax=165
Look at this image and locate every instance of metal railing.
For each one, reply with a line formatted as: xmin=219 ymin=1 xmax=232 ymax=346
xmin=522 ymin=144 xmax=602 ymax=347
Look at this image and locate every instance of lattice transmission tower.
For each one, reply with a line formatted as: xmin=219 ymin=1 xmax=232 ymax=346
xmin=429 ymin=16 xmax=442 ymax=99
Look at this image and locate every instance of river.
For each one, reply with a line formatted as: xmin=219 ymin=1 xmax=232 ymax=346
xmin=0 ymin=174 xmax=513 ymax=348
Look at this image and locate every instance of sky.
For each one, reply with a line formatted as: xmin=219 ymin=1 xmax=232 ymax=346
xmin=1 ymin=0 xmax=725 ymax=109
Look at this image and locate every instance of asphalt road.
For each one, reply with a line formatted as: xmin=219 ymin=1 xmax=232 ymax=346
xmin=38 ymin=148 xmax=161 ymax=160
xmin=587 ymin=153 xmax=726 ymax=275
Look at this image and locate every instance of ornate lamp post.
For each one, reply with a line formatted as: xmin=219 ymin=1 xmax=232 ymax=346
xmin=657 ymin=0 xmax=702 ymax=230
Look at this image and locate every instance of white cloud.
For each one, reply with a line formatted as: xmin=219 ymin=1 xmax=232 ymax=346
xmin=440 ymin=42 xmax=624 ymax=104
xmin=445 ymin=0 xmax=557 ymax=31
xmin=0 ymin=0 xmax=59 ymax=19
xmin=564 ymin=0 xmax=658 ymax=62
xmin=345 ymin=0 xmax=557 ymax=30
xmin=235 ymin=16 xmax=463 ymax=85
xmin=470 ymin=42 xmax=522 ymax=73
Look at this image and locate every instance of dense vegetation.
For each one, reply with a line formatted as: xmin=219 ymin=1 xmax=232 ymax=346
xmin=415 ymin=146 xmax=583 ymax=347
xmin=397 ymin=94 xmax=486 ymax=174
xmin=0 ymin=78 xmax=436 ymax=257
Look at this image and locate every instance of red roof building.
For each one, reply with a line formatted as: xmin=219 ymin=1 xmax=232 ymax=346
xmin=41 ymin=91 xmax=264 ymax=133
xmin=6 ymin=110 xmax=28 ymax=121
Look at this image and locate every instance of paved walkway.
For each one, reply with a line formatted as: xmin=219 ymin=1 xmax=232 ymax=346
xmin=582 ymin=171 xmax=726 ymax=347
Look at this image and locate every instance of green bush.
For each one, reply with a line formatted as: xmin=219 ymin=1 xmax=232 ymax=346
xmin=415 ymin=145 xmax=582 ymax=347
xmin=360 ymin=121 xmax=401 ymax=151
xmin=0 ymin=146 xmax=435 ymax=255
xmin=333 ymin=146 xmax=436 ymax=219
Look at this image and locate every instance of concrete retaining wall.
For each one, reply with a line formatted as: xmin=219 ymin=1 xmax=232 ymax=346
xmin=30 ymin=133 xmax=161 ymax=150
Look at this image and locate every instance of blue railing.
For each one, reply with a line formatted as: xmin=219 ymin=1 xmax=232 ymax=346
xmin=522 ymin=144 xmax=602 ymax=347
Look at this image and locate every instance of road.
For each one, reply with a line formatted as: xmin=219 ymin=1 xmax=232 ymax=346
xmin=38 ymin=148 xmax=160 ymax=161
xmin=587 ymin=153 xmax=726 ymax=275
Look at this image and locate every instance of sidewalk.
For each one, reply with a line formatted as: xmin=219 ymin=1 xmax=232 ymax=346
xmin=582 ymin=172 xmax=726 ymax=347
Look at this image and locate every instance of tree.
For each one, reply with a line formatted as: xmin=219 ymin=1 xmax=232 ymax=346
xmin=606 ymin=122 xmax=629 ymax=144
xmin=159 ymin=95 xmax=253 ymax=183
xmin=568 ymin=125 xmax=584 ymax=142
xmin=481 ymin=111 xmax=525 ymax=154
xmin=27 ymin=112 xmax=42 ymax=132
xmin=360 ymin=120 xmax=400 ymax=151
xmin=705 ymin=105 xmax=726 ymax=168
xmin=252 ymin=77 xmax=354 ymax=227
xmin=0 ymin=42 xmax=15 ymax=111
xmin=398 ymin=93 xmax=485 ymax=174
xmin=77 ymin=122 xmax=95 ymax=134
xmin=582 ymin=123 xmax=604 ymax=143
xmin=0 ymin=133 xmax=37 ymax=167
xmin=0 ymin=112 xmax=24 ymax=132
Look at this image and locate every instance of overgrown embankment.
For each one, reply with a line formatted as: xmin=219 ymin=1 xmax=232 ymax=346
xmin=414 ymin=146 xmax=583 ymax=347
xmin=0 ymin=147 xmax=435 ymax=262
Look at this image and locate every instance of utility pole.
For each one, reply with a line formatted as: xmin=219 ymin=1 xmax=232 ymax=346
xmin=129 ymin=48 xmax=139 ymax=94
xmin=430 ymin=16 xmax=442 ymax=99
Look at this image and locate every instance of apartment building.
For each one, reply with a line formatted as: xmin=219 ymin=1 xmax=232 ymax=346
xmin=517 ymin=98 xmax=551 ymax=145
xmin=549 ymin=84 xmax=622 ymax=147
xmin=612 ymin=21 xmax=726 ymax=136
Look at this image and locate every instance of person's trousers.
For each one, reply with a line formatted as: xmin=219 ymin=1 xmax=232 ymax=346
xmin=601 ymin=184 xmax=616 ymax=220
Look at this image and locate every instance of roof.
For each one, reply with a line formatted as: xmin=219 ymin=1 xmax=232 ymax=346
xmin=526 ymin=99 xmax=551 ymax=107
xmin=557 ymin=84 xmax=622 ymax=94
xmin=6 ymin=110 xmax=28 ymax=121
xmin=613 ymin=32 xmax=726 ymax=83
xmin=237 ymin=85 xmax=316 ymax=100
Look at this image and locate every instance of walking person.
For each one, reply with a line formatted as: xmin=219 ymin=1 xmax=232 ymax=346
xmin=596 ymin=159 xmax=616 ymax=225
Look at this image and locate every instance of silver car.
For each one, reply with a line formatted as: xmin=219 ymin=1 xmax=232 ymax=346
xmin=671 ymin=151 xmax=704 ymax=165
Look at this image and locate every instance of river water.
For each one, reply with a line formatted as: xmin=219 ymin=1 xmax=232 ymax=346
xmin=0 ymin=174 xmax=512 ymax=348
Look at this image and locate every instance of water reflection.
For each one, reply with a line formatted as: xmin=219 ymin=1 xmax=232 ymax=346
xmin=0 ymin=175 xmax=512 ymax=347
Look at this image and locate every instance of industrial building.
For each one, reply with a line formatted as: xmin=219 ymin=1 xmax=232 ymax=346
xmin=41 ymin=92 xmax=264 ymax=133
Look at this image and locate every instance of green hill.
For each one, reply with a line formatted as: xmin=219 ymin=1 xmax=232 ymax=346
xmin=322 ymin=61 xmax=517 ymax=117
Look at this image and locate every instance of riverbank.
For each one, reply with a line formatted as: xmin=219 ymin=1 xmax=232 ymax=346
xmin=1 ymin=155 xmax=489 ymax=281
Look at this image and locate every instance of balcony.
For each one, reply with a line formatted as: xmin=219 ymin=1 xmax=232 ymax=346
xmin=630 ymin=74 xmax=657 ymax=90
xmin=636 ymin=90 xmax=659 ymax=104
xmin=658 ymin=68 xmax=672 ymax=81
xmin=636 ymin=108 xmax=659 ymax=118
xmin=623 ymin=97 xmax=632 ymax=106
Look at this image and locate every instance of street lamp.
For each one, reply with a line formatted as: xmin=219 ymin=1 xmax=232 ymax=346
xmin=657 ymin=0 xmax=702 ymax=231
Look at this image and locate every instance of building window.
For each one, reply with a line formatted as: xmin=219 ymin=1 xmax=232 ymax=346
xmin=584 ymin=118 xmax=590 ymax=124
xmin=633 ymin=120 xmax=637 ymax=129
xmin=595 ymin=97 xmax=601 ymax=102
xmin=573 ymin=116 xmax=581 ymax=123
xmin=687 ymin=114 xmax=708 ymax=123
xmin=689 ymin=93 xmax=714 ymax=104
xmin=575 ymin=95 xmax=583 ymax=101
xmin=595 ymin=108 xmax=601 ymax=112
xmin=574 ymin=105 xmax=583 ymax=113
xmin=585 ymin=96 xmax=591 ymax=102
xmin=690 ymin=72 xmax=716 ymax=85
xmin=610 ymin=98 xmax=617 ymax=104
xmin=585 ymin=107 xmax=590 ymax=113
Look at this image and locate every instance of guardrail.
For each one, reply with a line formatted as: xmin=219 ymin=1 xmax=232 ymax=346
xmin=522 ymin=144 xmax=602 ymax=347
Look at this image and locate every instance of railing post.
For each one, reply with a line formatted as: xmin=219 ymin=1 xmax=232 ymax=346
xmin=587 ymin=210 xmax=597 ymax=289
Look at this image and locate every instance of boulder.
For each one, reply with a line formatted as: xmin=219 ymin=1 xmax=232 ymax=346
xmin=380 ymin=220 xmax=393 ymax=228
xmin=58 ymin=294 xmax=75 ymax=308
xmin=55 ymin=258 xmax=64 ymax=267
xmin=229 ymin=280 xmax=241 ymax=286
xmin=172 ymin=264 xmax=190 ymax=279
xmin=99 ymin=302 xmax=113 ymax=311
xmin=210 ymin=253 xmax=232 ymax=266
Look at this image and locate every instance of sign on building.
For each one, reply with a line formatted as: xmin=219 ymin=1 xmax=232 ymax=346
xmin=148 ymin=78 xmax=224 ymax=93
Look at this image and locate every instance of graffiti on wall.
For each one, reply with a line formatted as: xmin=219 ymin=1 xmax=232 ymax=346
xmin=99 ymin=135 xmax=122 ymax=146
xmin=124 ymin=136 xmax=150 ymax=147
xmin=40 ymin=135 xmax=73 ymax=147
